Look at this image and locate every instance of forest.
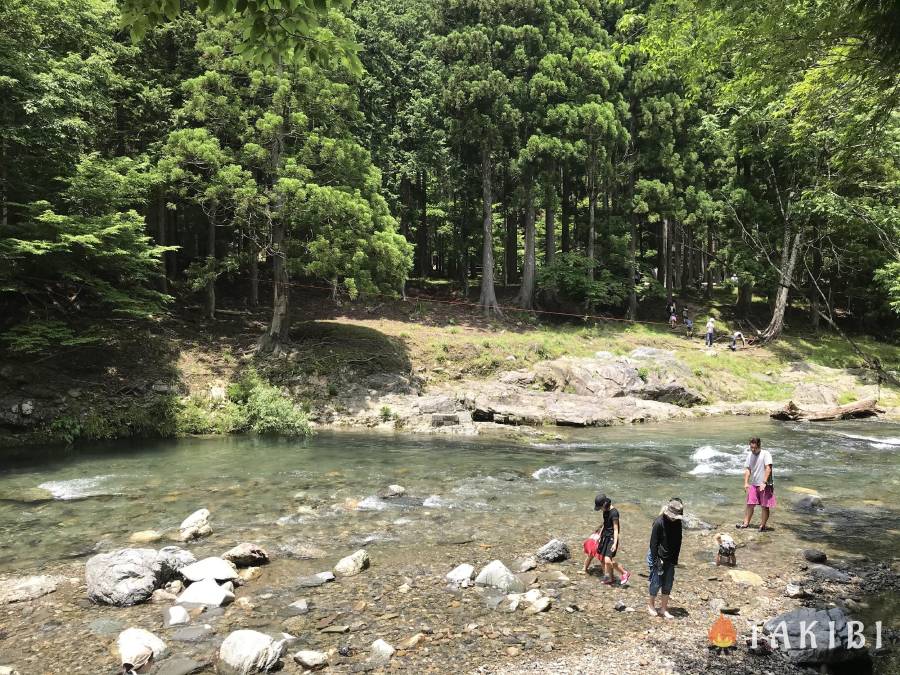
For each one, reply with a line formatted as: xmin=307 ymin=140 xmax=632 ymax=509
xmin=2 ymin=0 xmax=899 ymax=358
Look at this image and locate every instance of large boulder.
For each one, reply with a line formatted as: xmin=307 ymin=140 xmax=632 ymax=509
xmin=763 ymin=607 xmax=869 ymax=666
xmin=535 ymin=539 xmax=570 ymax=563
xmin=474 ymin=560 xmax=525 ymax=594
xmin=180 ymin=557 xmax=238 ymax=583
xmin=534 ymin=357 xmax=643 ymax=398
xmin=334 ymin=550 xmax=369 ymax=577
xmin=179 ymin=508 xmax=211 ymax=541
xmin=86 ymin=549 xmax=160 ymax=606
xmin=218 ymin=630 xmax=286 ymax=675
xmin=0 ymin=575 xmax=63 ymax=604
xmin=116 ymin=628 xmax=168 ymax=673
xmin=808 ymin=564 xmax=851 ymax=583
xmin=223 ymin=543 xmax=269 ymax=568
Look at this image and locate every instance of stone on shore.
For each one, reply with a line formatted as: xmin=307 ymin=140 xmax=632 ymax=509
xmin=286 ymin=598 xmax=309 ymax=615
xmin=165 ymin=605 xmax=191 ymax=627
xmin=474 ymin=560 xmax=526 ymax=594
xmin=764 ymin=607 xmax=869 ymax=666
xmin=157 ymin=546 xmax=197 ymax=581
xmin=86 ymin=548 xmax=160 ymax=606
xmin=223 ymin=543 xmax=269 ymax=568
xmin=297 ymin=572 xmax=335 ymax=588
xmin=116 ymin=628 xmax=168 ymax=672
xmin=218 ymin=630 xmax=285 ymax=674
xmin=370 ymin=639 xmax=395 ymax=662
xmin=176 ymin=578 xmax=234 ymax=607
xmin=0 ymin=575 xmax=63 ymax=604
xmin=180 ymin=557 xmax=238 ymax=583
xmin=293 ymin=650 xmax=328 ymax=670
xmin=129 ymin=530 xmax=162 ymax=544
xmin=334 ymin=549 xmax=370 ymax=577
xmin=535 ymin=539 xmax=570 ymax=563
xmin=808 ymin=564 xmax=851 ymax=583
xmin=377 ymin=484 xmax=406 ymax=498
xmin=802 ymin=549 xmax=827 ymax=564
xmin=179 ymin=508 xmax=212 ymax=541
xmin=794 ymin=496 xmax=824 ymax=511
xmin=445 ymin=563 xmax=476 ymax=587
xmin=728 ymin=569 xmax=764 ymax=587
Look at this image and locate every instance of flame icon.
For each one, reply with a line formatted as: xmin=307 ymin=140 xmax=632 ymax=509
xmin=708 ymin=614 xmax=737 ymax=648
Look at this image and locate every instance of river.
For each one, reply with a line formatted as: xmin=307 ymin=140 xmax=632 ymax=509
xmin=1 ymin=416 xmax=898 ymax=673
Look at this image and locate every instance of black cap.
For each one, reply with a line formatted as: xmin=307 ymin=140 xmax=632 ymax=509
xmin=594 ymin=493 xmax=610 ymax=511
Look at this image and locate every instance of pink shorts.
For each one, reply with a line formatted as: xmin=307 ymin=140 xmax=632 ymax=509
xmin=747 ymin=485 xmax=776 ymax=508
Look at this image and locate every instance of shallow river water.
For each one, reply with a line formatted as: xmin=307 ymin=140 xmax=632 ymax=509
xmin=1 ymin=416 xmax=898 ymax=673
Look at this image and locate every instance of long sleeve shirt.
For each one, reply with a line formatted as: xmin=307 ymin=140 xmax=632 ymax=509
xmin=648 ymin=515 xmax=682 ymax=565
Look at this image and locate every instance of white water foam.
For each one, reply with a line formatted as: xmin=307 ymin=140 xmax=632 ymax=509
xmin=531 ymin=466 xmax=580 ymax=482
xmin=423 ymin=495 xmax=446 ymax=508
xmin=689 ymin=445 xmax=746 ymax=476
xmin=38 ymin=475 xmax=116 ymax=500
xmin=835 ymin=432 xmax=900 ymax=447
xmin=356 ymin=496 xmax=388 ymax=511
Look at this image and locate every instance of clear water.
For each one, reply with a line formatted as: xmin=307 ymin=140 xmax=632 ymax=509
xmin=2 ymin=417 xmax=898 ymax=573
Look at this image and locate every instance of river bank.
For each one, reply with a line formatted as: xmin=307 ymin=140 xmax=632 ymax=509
xmin=0 ymin=421 xmax=898 ymax=674
xmin=1 ymin=301 xmax=899 ymax=451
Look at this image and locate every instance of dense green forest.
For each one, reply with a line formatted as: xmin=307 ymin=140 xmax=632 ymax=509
xmin=2 ymin=0 xmax=899 ymax=359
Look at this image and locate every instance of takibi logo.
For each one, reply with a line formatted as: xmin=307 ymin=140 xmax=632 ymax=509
xmin=708 ymin=614 xmax=737 ymax=649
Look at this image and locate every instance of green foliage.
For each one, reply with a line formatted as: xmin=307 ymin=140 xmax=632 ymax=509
xmin=537 ymin=253 xmax=626 ymax=309
xmin=232 ymin=369 xmax=310 ymax=436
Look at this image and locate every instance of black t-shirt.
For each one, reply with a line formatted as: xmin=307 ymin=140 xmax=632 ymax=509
xmin=601 ymin=507 xmax=620 ymax=539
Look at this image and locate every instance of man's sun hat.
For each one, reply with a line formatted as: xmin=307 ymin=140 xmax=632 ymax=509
xmin=663 ymin=498 xmax=684 ymax=520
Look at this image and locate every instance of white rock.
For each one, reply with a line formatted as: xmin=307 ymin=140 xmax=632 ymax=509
xmin=287 ymin=598 xmax=309 ymax=614
xmin=445 ymin=563 xmax=475 ymax=587
xmin=176 ymin=578 xmax=234 ymax=607
xmin=0 ymin=666 xmax=20 ymax=675
xmin=474 ymin=560 xmax=525 ymax=593
xmin=525 ymin=596 xmax=551 ymax=614
xmin=218 ymin=630 xmax=286 ymax=674
xmin=151 ymin=589 xmax=177 ymax=604
xmin=370 ymin=639 xmax=395 ymax=662
xmin=85 ymin=549 xmax=160 ymax=606
xmin=0 ymin=575 xmax=63 ymax=604
xmin=223 ymin=543 xmax=269 ymax=567
xmin=522 ymin=589 xmax=543 ymax=604
xmin=179 ymin=508 xmax=211 ymax=541
xmin=164 ymin=605 xmax=191 ymax=627
xmin=334 ymin=549 xmax=370 ymax=577
xmin=129 ymin=530 xmax=162 ymax=544
xmin=180 ymin=557 xmax=238 ymax=582
xmin=117 ymin=628 xmax=168 ymax=672
xmin=293 ymin=650 xmax=328 ymax=669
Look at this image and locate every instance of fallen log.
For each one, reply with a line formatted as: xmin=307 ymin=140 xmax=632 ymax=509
xmin=771 ymin=398 xmax=884 ymax=422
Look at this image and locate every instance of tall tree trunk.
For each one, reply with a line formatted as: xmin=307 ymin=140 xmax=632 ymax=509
xmin=704 ymin=225 xmax=714 ymax=300
xmin=560 ymin=170 xmax=571 ymax=254
xmin=627 ymin=214 xmax=638 ymax=320
xmin=544 ymin=179 xmax=555 ymax=265
xmin=205 ymin=207 xmax=216 ymax=320
xmin=478 ymin=145 xmax=500 ymax=314
xmin=399 ymin=175 xmax=412 ymax=242
xmin=156 ymin=190 xmax=167 ymax=293
xmin=264 ymin=221 xmax=290 ymax=346
xmin=248 ymin=238 xmax=259 ymax=309
xmin=587 ymin=170 xmax=596 ymax=281
xmin=517 ymin=172 xmax=536 ymax=309
xmin=1 ymin=138 xmax=8 ymax=227
xmin=664 ymin=217 xmax=674 ymax=303
xmin=504 ymin=170 xmax=517 ymax=285
xmin=657 ymin=218 xmax=666 ymax=284
xmin=810 ymin=224 xmax=822 ymax=333
xmin=736 ymin=280 xmax=753 ymax=316
xmin=416 ymin=171 xmax=429 ymax=277
xmin=673 ymin=219 xmax=682 ymax=292
xmin=760 ymin=227 xmax=803 ymax=343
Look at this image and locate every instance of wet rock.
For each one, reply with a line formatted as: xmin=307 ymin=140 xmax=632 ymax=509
xmin=223 ymin=543 xmax=269 ymax=568
xmin=278 ymin=543 xmax=327 ymax=560
xmin=179 ymin=508 xmax=212 ymax=541
xmin=681 ymin=513 xmax=713 ymax=531
xmin=180 ymin=557 xmax=238 ymax=583
xmin=286 ymin=598 xmax=309 ymax=615
xmin=794 ymin=496 xmax=824 ymax=511
xmin=86 ymin=548 xmax=160 ymax=606
xmin=370 ymin=639 xmax=395 ymax=662
xmin=785 ymin=583 xmax=810 ymax=599
xmin=218 ymin=630 xmax=286 ymax=674
xmin=445 ymin=563 xmax=476 ymax=588
xmin=157 ymin=547 xmax=196 ymax=582
xmin=238 ymin=567 xmax=262 ymax=583
xmin=176 ymin=578 xmax=234 ymax=607
xmin=516 ymin=557 xmax=537 ymax=572
xmin=475 ymin=560 xmax=526 ymax=594
xmin=377 ymin=485 xmax=406 ymax=499
xmin=808 ymin=564 xmax=851 ymax=583
xmin=293 ymin=650 xmax=328 ymax=670
xmin=535 ymin=539 xmax=570 ymax=563
xmin=88 ymin=618 xmax=125 ymax=636
xmin=116 ymin=628 xmax=168 ymax=673
xmin=154 ymin=657 xmax=209 ymax=675
xmin=728 ymin=569 xmax=764 ymax=587
xmin=297 ymin=572 xmax=335 ymax=588
xmin=803 ymin=549 xmax=827 ymax=564
xmin=170 ymin=625 xmax=214 ymax=643
xmin=764 ymin=607 xmax=869 ymax=666
xmin=129 ymin=530 xmax=162 ymax=544
xmin=165 ymin=605 xmax=191 ymax=627
xmin=334 ymin=549 xmax=370 ymax=577
xmin=0 ymin=574 xmax=63 ymax=604
xmin=614 ymin=600 xmax=627 ymax=612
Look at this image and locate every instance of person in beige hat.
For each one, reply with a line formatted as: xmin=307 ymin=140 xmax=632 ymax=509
xmin=647 ymin=498 xmax=683 ymax=619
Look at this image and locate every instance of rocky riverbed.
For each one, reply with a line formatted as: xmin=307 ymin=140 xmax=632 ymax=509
xmin=1 ymin=499 xmax=897 ymax=674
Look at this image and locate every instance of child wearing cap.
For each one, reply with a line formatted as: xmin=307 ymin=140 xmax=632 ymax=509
xmin=647 ymin=498 xmax=684 ymax=619
xmin=582 ymin=494 xmax=631 ymax=586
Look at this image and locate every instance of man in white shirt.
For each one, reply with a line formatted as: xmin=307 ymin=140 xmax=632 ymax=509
xmin=705 ymin=317 xmax=716 ymax=347
xmin=736 ymin=436 xmax=776 ymax=531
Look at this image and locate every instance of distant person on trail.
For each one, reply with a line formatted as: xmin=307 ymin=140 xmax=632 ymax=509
xmin=705 ymin=317 xmax=716 ymax=347
xmin=666 ymin=300 xmax=676 ymax=322
xmin=685 ymin=317 xmax=694 ymax=338
xmin=736 ymin=436 xmax=775 ymax=532
xmin=586 ymin=494 xmax=632 ymax=586
xmin=682 ymin=306 xmax=688 ymax=323
xmin=669 ymin=309 xmax=678 ymax=328
xmin=729 ymin=331 xmax=746 ymax=351
xmin=647 ymin=498 xmax=683 ymax=619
